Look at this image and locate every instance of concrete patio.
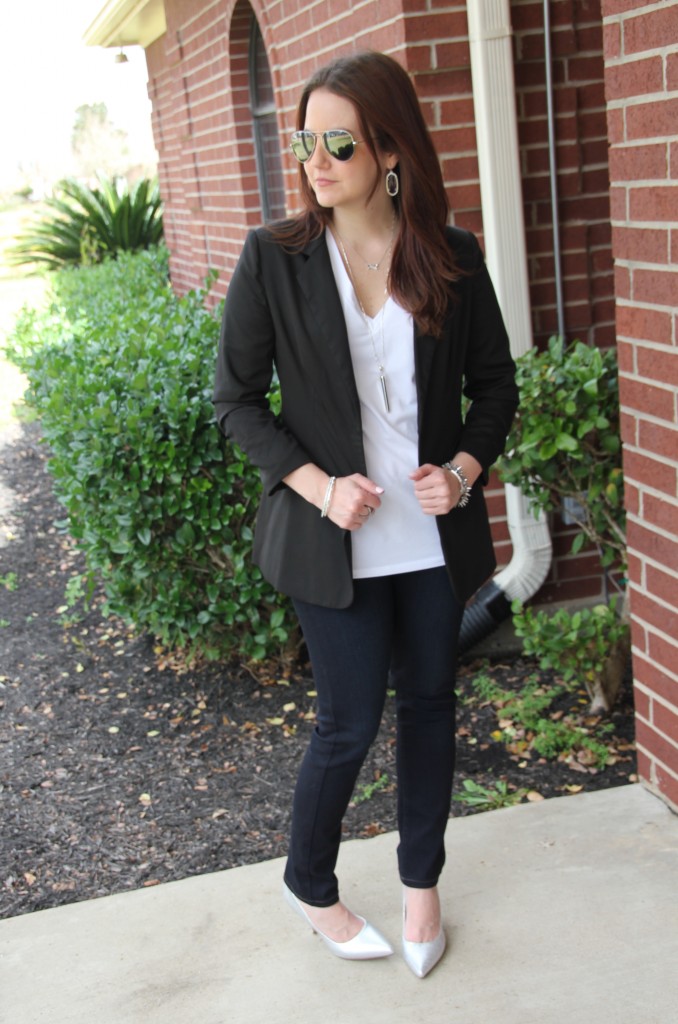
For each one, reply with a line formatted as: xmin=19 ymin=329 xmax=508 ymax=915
xmin=1 ymin=783 xmax=676 ymax=1024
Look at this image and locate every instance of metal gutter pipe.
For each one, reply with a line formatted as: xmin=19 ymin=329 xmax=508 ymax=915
xmin=543 ymin=0 xmax=566 ymax=341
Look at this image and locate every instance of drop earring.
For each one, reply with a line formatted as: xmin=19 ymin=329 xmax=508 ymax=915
xmin=385 ymin=169 xmax=399 ymax=197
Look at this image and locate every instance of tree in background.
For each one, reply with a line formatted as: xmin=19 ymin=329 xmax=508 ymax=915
xmin=71 ymin=102 xmax=132 ymax=182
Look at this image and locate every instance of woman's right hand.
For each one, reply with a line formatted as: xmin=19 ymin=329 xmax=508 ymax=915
xmin=326 ymin=473 xmax=384 ymax=531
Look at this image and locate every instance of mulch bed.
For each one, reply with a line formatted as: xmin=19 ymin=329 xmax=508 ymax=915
xmin=0 ymin=421 xmax=637 ymax=920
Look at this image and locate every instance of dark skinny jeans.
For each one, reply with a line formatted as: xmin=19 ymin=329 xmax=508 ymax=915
xmin=284 ymin=566 xmax=463 ymax=907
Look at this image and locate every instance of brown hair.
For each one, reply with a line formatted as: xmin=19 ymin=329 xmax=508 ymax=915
xmin=270 ymin=51 xmax=461 ymax=337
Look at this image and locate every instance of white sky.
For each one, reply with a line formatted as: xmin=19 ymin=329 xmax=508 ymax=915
xmin=0 ymin=0 xmax=155 ymax=188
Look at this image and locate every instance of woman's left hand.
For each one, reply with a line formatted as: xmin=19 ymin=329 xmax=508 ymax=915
xmin=409 ymin=463 xmax=461 ymax=515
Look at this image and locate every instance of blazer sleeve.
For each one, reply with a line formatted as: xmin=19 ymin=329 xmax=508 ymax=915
xmin=455 ymin=231 xmax=519 ymax=475
xmin=212 ymin=230 xmax=313 ymax=494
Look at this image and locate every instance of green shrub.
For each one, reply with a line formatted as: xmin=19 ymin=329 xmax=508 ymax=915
xmin=498 ymin=336 xmax=625 ymax=569
xmin=7 ymin=247 xmax=296 ymax=662
xmin=9 ymin=176 xmax=163 ymax=269
xmin=512 ymin=599 xmax=629 ymax=709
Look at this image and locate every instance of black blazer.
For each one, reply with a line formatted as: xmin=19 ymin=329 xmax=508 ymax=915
xmin=213 ymin=225 xmax=518 ymax=608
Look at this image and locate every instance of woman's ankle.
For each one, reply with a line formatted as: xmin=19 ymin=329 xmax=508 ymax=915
xmin=301 ymin=898 xmax=363 ymax=943
xmin=403 ymin=885 xmax=441 ymax=943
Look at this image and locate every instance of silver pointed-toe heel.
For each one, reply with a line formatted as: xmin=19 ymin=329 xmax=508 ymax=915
xmin=283 ymin=883 xmax=394 ymax=960
xmin=401 ymin=892 xmax=446 ymax=978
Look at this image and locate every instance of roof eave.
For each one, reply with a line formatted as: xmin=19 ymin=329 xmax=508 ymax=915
xmin=83 ymin=0 xmax=166 ymax=48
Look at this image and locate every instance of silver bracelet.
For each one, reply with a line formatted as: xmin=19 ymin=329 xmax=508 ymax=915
xmin=442 ymin=462 xmax=472 ymax=508
xmin=321 ymin=476 xmax=336 ymax=518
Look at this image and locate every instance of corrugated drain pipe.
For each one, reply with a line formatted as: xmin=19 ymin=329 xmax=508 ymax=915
xmin=459 ymin=0 xmax=552 ymax=652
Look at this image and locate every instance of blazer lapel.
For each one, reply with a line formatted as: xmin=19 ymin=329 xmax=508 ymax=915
xmin=296 ymin=234 xmax=361 ymax=421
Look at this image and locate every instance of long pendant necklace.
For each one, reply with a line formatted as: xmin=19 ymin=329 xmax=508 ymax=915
xmin=333 ymin=228 xmax=393 ymax=413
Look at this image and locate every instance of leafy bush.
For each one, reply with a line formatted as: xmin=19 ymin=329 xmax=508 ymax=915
xmin=498 ymin=336 xmax=625 ymax=569
xmin=9 ymin=176 xmax=163 ymax=269
xmin=7 ymin=246 xmax=296 ymax=662
xmin=512 ymin=599 xmax=629 ymax=712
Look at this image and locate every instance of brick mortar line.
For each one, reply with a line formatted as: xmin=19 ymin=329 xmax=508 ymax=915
xmin=629 ymin=581 xmax=678 ymax=617
xmin=517 ymin=22 xmax=603 ymax=36
xmin=605 ymin=46 xmax=678 ymax=67
xmin=644 ymin=757 xmax=678 ymax=784
xmin=626 ymin=511 xmax=678 ymax=545
xmin=615 ymin=297 xmax=678 ymax=312
xmin=614 ymin=175 xmax=675 ymax=189
xmin=166 ymin=15 xmax=228 ymax=53
xmin=603 ymin=0 xmax=678 ymax=23
xmin=634 ymin=634 xmax=678 ymax=675
xmin=608 ymin=139 xmax=672 ymax=149
xmin=172 ymin=68 xmax=234 ymax=89
xmin=175 ymin=0 xmax=223 ymax=26
xmin=609 ymin=197 xmax=674 ymax=209
xmin=633 ymin=493 xmax=678 ymax=518
xmin=527 ymin=243 xmax=614 ymax=254
xmin=621 ymin=415 xmax=678 ymax=441
xmin=635 ymin=731 xmax=678 ymax=760
xmin=616 ymin=297 xmax=677 ymax=314
xmin=619 ymin=360 xmax=678 ymax=377
xmin=612 ymin=145 xmax=677 ymax=158
xmin=276 ymin=13 xmax=403 ymax=55
xmin=617 ymin=338 xmax=678 ymax=355
xmin=634 ymin=742 xmax=678 ymax=782
xmin=615 ymin=260 xmax=678 ymax=272
xmin=607 ymin=90 xmax=678 ymax=110
xmin=520 ymin=109 xmax=610 ymax=120
xmin=634 ymin=660 xmax=678 ymax=688
xmin=167 ymin=46 xmax=229 ymax=75
xmin=635 ymin=686 xmax=678 ymax=723
xmin=622 ymin=438 xmax=678 ymax=466
xmin=612 ymin=231 xmax=678 ymax=238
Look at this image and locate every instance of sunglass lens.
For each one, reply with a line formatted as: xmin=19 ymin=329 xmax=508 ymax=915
xmin=290 ymin=132 xmax=315 ymax=162
xmin=324 ymin=131 xmax=355 ymax=161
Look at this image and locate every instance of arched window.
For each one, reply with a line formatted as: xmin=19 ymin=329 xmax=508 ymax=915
xmin=249 ymin=19 xmax=286 ymax=222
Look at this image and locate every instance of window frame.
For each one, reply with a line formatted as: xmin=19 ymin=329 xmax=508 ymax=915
xmin=248 ymin=18 xmax=286 ymax=223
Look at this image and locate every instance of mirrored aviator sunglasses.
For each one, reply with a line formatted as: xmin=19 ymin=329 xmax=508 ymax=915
xmin=289 ymin=129 xmax=363 ymax=163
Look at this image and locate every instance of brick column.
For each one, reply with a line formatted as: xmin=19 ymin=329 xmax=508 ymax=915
xmin=602 ymin=0 xmax=678 ymax=810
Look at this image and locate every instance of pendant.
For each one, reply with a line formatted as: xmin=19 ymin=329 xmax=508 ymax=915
xmin=378 ymin=369 xmax=390 ymax=412
xmin=367 ymin=262 xmax=379 ymax=271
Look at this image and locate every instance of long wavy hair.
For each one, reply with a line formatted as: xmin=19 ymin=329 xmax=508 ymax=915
xmin=270 ymin=52 xmax=461 ymax=337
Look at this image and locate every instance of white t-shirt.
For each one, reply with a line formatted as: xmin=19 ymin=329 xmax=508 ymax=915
xmin=326 ymin=230 xmax=445 ymax=579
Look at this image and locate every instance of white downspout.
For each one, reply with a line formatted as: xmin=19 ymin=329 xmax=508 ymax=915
xmin=460 ymin=0 xmax=551 ymax=648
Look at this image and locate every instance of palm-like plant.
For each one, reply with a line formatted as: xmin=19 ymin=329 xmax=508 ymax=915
xmin=10 ymin=176 xmax=163 ymax=269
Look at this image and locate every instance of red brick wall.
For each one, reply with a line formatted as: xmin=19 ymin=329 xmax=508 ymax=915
xmin=146 ymin=0 xmax=254 ymax=296
xmin=602 ymin=0 xmax=678 ymax=811
xmin=143 ymin=0 xmax=617 ymax=601
xmin=510 ymin=0 xmax=618 ymax=604
xmin=512 ymin=0 xmax=615 ymax=351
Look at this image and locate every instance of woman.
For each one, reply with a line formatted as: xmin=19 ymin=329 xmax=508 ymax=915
xmin=213 ymin=51 xmax=518 ymax=978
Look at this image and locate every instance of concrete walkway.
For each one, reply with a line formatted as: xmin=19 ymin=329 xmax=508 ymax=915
xmin=1 ymin=784 xmax=676 ymax=1024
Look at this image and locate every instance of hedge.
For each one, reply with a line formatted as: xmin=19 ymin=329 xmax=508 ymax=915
xmin=7 ymin=246 xmax=296 ymax=662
